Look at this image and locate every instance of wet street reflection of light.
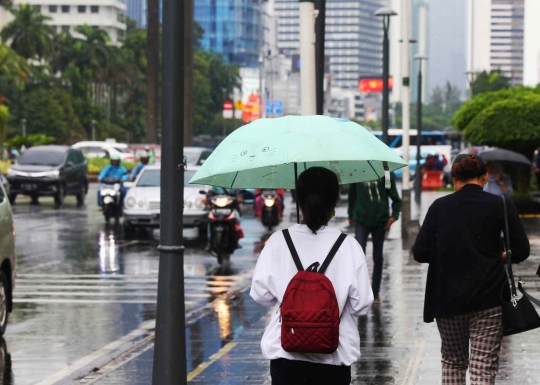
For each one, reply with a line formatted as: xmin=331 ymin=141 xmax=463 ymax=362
xmin=213 ymin=298 xmax=231 ymax=340
xmin=99 ymin=231 xmax=120 ymax=274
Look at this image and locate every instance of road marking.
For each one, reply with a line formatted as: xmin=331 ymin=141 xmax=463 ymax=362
xmin=21 ymin=260 xmax=62 ymax=273
xmin=17 ymin=273 xmax=239 ymax=281
xmin=12 ymin=284 xmax=230 ymax=293
xmin=14 ymin=291 xmax=210 ymax=298
xmin=400 ymin=341 xmax=426 ymax=385
xmin=14 ymin=298 xmax=195 ymax=305
xmin=187 ymin=342 xmax=238 ymax=381
xmin=34 ymin=320 xmax=155 ymax=385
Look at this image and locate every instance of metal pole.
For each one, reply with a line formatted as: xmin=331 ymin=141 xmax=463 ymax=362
xmin=259 ymin=55 xmax=264 ymax=119
xmin=315 ymin=0 xmax=326 ymax=115
xmin=300 ymin=0 xmax=316 ymax=115
xmin=21 ymin=118 xmax=26 ymax=137
xmin=184 ymin=0 xmax=194 ymax=146
xmin=152 ymin=0 xmax=187 ymax=382
xmin=382 ymin=19 xmax=390 ymax=145
xmin=400 ymin=0 xmax=411 ymax=243
xmin=415 ymin=64 xmax=423 ymax=203
xmin=91 ymin=119 xmax=96 ymax=141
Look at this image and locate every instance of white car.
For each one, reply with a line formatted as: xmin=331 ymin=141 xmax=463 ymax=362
xmin=184 ymin=147 xmax=213 ymax=166
xmin=72 ymin=141 xmax=134 ymax=162
xmin=0 ymin=182 xmax=16 ymax=335
xmin=123 ymin=165 xmax=210 ymax=240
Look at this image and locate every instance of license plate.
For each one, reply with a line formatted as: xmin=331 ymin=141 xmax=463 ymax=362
xmin=21 ymin=183 xmax=38 ymax=191
xmin=262 ymin=190 xmax=275 ymax=195
xmin=213 ymin=208 xmax=232 ymax=215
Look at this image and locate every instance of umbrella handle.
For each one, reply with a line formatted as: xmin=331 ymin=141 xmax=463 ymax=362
xmin=294 ymin=163 xmax=300 ymax=224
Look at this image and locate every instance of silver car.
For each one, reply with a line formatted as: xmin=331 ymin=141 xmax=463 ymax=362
xmin=0 ymin=182 xmax=16 ymax=335
xmin=123 ymin=165 xmax=210 ymax=240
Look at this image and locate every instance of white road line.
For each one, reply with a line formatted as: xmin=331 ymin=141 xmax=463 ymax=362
xmin=17 ymin=273 xmax=239 ymax=280
xmin=14 ymin=292 xmax=210 ymax=298
xmin=20 ymin=260 xmax=62 ymax=273
xmin=13 ymin=285 xmax=230 ymax=293
xmin=14 ymin=299 xmax=160 ymax=304
xmin=15 ymin=278 xmax=236 ymax=286
xmin=34 ymin=320 xmax=156 ymax=385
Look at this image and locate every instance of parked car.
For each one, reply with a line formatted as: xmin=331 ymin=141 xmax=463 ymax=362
xmin=0 ymin=181 xmax=17 ymax=335
xmin=123 ymin=165 xmax=210 ymax=240
xmin=0 ymin=175 xmax=8 ymax=197
xmin=6 ymin=146 xmax=88 ymax=206
xmin=185 ymin=147 xmax=213 ymax=166
xmin=72 ymin=141 xmax=134 ymax=162
xmin=127 ymin=144 xmax=161 ymax=162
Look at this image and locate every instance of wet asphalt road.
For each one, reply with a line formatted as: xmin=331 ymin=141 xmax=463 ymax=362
xmin=4 ymin=184 xmax=275 ymax=385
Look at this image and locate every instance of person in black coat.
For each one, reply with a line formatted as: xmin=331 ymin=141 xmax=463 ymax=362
xmin=412 ymin=154 xmax=530 ymax=385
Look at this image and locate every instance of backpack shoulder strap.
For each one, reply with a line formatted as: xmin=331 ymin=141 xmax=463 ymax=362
xmin=319 ymin=233 xmax=348 ymax=275
xmin=282 ymin=229 xmax=303 ymax=271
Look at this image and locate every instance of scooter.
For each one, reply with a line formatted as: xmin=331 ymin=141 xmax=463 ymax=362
xmin=206 ymin=193 xmax=243 ymax=265
xmin=261 ymin=189 xmax=280 ymax=232
xmin=100 ymin=177 xmax=124 ymax=223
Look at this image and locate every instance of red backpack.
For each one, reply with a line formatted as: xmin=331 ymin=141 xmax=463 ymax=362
xmin=280 ymin=229 xmax=347 ymax=354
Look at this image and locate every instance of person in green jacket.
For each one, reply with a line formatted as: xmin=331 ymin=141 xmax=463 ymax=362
xmin=348 ymin=173 xmax=402 ymax=304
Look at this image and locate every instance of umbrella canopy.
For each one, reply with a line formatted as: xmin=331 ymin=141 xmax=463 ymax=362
xmin=189 ymin=115 xmax=407 ymax=189
xmin=480 ymin=149 xmax=531 ymax=166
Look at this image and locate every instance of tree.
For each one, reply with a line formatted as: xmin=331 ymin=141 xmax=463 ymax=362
xmin=471 ymin=70 xmax=511 ymax=96
xmin=0 ymin=105 xmax=8 ymax=144
xmin=145 ymin=0 xmax=159 ymax=143
xmin=0 ymin=43 xmax=28 ymax=85
xmin=1 ymin=4 xmax=54 ymax=60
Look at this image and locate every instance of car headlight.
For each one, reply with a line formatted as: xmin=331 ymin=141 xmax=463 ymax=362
xmin=126 ymin=196 xmax=136 ymax=208
xmin=6 ymin=169 xmax=17 ymax=177
xmin=49 ymin=170 xmax=59 ymax=178
xmin=184 ymin=200 xmax=193 ymax=209
xmin=195 ymin=198 xmax=206 ymax=210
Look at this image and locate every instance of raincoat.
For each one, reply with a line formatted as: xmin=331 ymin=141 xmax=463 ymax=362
xmin=98 ymin=164 xmax=129 ymax=181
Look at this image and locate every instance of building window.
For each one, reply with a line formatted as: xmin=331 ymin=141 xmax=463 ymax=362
xmin=78 ymin=6 xmax=86 ymax=13
xmin=61 ymin=26 xmax=70 ymax=33
xmin=49 ymin=5 xmax=57 ymax=13
xmin=91 ymin=6 xmax=99 ymax=13
xmin=61 ymin=5 xmax=69 ymax=13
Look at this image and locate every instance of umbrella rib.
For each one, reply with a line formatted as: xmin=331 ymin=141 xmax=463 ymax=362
xmin=368 ymin=161 xmax=380 ymax=179
xmin=230 ymin=172 xmax=239 ymax=189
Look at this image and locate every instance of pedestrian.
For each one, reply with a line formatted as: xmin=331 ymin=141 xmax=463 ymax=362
xmin=423 ymin=155 xmax=436 ymax=171
xmin=251 ymin=167 xmax=373 ymax=385
xmin=484 ymin=161 xmax=513 ymax=198
xmin=348 ymin=173 xmax=401 ymax=304
xmin=412 ymin=154 xmax=530 ymax=385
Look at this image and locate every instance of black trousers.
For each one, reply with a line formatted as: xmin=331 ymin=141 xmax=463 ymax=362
xmin=270 ymin=358 xmax=351 ymax=385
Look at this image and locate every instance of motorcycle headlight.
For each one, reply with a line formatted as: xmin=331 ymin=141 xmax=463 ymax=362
xmin=195 ymin=198 xmax=206 ymax=210
xmin=126 ymin=196 xmax=136 ymax=208
xmin=264 ymin=198 xmax=275 ymax=207
xmin=212 ymin=196 xmax=233 ymax=208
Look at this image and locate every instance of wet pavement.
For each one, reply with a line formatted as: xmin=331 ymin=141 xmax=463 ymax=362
xmin=3 ymin=186 xmax=540 ymax=384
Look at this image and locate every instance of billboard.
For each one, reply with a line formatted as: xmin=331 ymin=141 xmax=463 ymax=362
xmin=359 ymin=77 xmax=393 ymax=93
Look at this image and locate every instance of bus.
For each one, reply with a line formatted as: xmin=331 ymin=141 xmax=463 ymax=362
xmin=371 ymin=129 xmax=463 ymax=153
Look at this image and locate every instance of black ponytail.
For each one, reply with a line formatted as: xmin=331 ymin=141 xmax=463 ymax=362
xmin=296 ymin=167 xmax=340 ymax=234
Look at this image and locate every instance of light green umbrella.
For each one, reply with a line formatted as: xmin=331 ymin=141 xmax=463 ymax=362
xmin=189 ymin=115 xmax=407 ymax=190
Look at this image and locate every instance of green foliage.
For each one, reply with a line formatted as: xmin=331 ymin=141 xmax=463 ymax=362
xmin=0 ymin=105 xmax=7 ymax=144
xmin=87 ymin=157 xmax=136 ymax=175
xmin=7 ymin=133 xmax=55 ymax=148
xmin=471 ymin=70 xmax=511 ymax=96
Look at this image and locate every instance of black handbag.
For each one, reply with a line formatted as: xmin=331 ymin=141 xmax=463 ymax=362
xmin=500 ymin=196 xmax=540 ymax=336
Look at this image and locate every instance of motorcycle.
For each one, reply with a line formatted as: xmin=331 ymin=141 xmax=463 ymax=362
xmin=100 ymin=177 xmax=124 ymax=223
xmin=260 ymin=189 xmax=280 ymax=231
xmin=205 ymin=192 xmax=243 ymax=265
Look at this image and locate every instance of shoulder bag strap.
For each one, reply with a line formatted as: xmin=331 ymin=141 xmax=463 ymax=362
xmin=319 ymin=233 xmax=348 ymax=275
xmin=282 ymin=229 xmax=303 ymax=271
xmin=502 ymin=196 xmax=517 ymax=297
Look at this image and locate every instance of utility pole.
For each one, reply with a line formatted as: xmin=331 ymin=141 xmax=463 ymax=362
xmin=21 ymin=118 xmax=26 ymax=137
xmin=315 ymin=0 xmax=326 ymax=115
xmin=151 ymin=0 xmax=187 ymax=383
xmin=146 ymin=0 xmax=159 ymax=144
xmin=414 ymin=55 xmax=427 ymax=204
xmin=91 ymin=119 xmax=96 ymax=141
xmin=299 ymin=0 xmax=317 ymax=115
xmin=401 ymin=0 xmax=412 ymax=244
xmin=184 ymin=0 xmax=194 ymax=146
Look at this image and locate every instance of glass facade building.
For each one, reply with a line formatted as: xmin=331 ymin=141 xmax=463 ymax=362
xmin=195 ymin=0 xmax=261 ymax=68
xmin=125 ymin=0 xmax=147 ymax=28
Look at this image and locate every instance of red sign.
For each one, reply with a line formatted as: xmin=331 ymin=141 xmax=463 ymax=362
xmin=242 ymin=94 xmax=260 ymax=123
xmin=223 ymin=100 xmax=233 ymax=110
xmin=359 ymin=77 xmax=393 ymax=93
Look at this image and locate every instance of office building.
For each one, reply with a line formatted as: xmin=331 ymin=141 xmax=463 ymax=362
xmin=125 ymin=0 xmax=146 ymax=28
xmin=275 ymin=0 xmax=384 ymax=89
xmin=11 ymin=0 xmax=127 ymax=44
xmin=195 ymin=0 xmax=261 ymax=68
xmin=467 ymin=0 xmax=540 ymax=87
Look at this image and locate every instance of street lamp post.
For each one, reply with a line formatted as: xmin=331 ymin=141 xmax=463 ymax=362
xmin=414 ymin=54 xmax=428 ymax=204
xmin=375 ymin=7 xmax=397 ymax=146
xmin=21 ymin=118 xmax=26 ymax=137
xmin=299 ymin=0 xmax=317 ymax=115
xmin=91 ymin=119 xmax=96 ymax=141
xmin=466 ymin=70 xmax=476 ymax=99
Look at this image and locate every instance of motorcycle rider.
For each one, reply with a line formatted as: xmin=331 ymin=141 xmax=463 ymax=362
xmin=130 ymin=151 xmax=150 ymax=181
xmin=205 ymin=186 xmax=244 ymax=251
xmin=98 ymin=154 xmax=129 ymax=207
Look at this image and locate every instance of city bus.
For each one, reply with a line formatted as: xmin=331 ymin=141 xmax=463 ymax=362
xmin=371 ymin=129 xmax=463 ymax=153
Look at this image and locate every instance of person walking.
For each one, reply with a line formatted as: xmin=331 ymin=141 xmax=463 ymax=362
xmin=251 ymin=167 xmax=373 ymax=385
xmin=412 ymin=155 xmax=530 ymax=385
xmin=484 ymin=161 xmax=513 ymax=198
xmin=348 ymin=173 xmax=401 ymax=304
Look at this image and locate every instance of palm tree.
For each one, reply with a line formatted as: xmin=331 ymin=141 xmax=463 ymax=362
xmin=0 ymin=43 xmax=29 ymax=85
xmin=0 ymin=4 xmax=54 ymax=60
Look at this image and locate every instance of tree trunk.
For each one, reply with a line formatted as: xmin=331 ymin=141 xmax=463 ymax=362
xmin=184 ymin=0 xmax=194 ymax=146
xmin=146 ymin=0 xmax=160 ymax=144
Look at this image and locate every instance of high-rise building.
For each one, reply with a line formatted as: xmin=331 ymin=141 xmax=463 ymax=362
xmin=468 ymin=0 xmax=530 ymax=87
xmin=125 ymin=0 xmax=146 ymax=28
xmin=275 ymin=0 xmax=384 ymax=89
xmin=195 ymin=0 xmax=261 ymax=68
xmin=10 ymin=0 xmax=127 ymax=44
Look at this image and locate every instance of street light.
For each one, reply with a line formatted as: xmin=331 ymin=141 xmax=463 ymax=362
xmin=414 ymin=54 xmax=428 ymax=204
xmin=91 ymin=119 xmax=96 ymax=141
xmin=375 ymin=7 xmax=397 ymax=146
xmin=466 ymin=70 xmax=476 ymax=99
xmin=21 ymin=118 xmax=26 ymax=137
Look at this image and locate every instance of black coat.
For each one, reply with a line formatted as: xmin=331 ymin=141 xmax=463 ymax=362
xmin=412 ymin=184 xmax=530 ymax=323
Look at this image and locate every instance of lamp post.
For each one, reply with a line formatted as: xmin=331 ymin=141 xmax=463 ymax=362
xmin=414 ymin=54 xmax=428 ymax=204
xmin=299 ymin=0 xmax=317 ymax=115
xmin=91 ymin=119 xmax=96 ymax=141
xmin=375 ymin=7 xmax=397 ymax=146
xmin=466 ymin=70 xmax=476 ymax=99
xmin=315 ymin=0 xmax=326 ymax=115
xmin=21 ymin=118 xmax=26 ymax=137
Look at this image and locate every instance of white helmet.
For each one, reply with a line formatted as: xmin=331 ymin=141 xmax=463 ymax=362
xmin=110 ymin=153 xmax=121 ymax=161
xmin=140 ymin=150 xmax=150 ymax=158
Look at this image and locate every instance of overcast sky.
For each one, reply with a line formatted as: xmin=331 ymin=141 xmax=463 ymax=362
xmin=427 ymin=0 xmax=468 ymax=100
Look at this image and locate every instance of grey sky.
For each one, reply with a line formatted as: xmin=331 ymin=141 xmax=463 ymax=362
xmin=427 ymin=0 xmax=468 ymax=100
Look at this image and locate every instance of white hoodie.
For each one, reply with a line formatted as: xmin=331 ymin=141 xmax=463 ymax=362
xmin=250 ymin=224 xmax=374 ymax=366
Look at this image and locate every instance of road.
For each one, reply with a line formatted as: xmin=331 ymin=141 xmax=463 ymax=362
xmin=4 ymin=184 xmax=276 ymax=385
